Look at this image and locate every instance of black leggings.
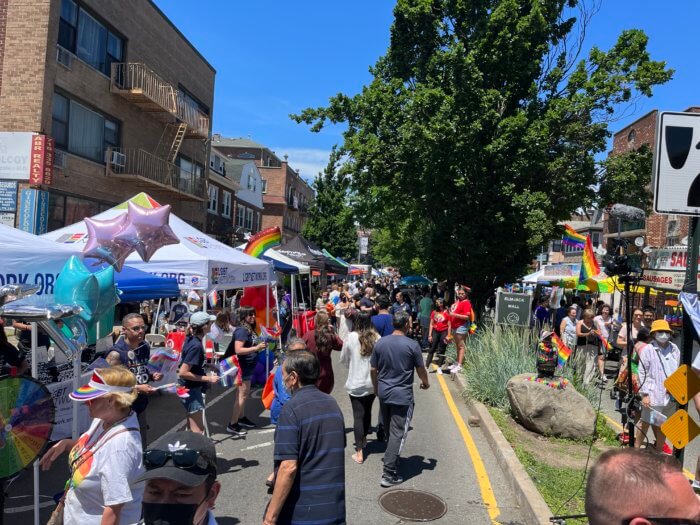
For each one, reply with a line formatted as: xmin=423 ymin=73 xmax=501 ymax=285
xmin=350 ymin=394 xmax=375 ymax=448
xmin=425 ymin=330 xmax=448 ymax=368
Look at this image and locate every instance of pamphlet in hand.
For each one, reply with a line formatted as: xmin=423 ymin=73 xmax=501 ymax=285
xmin=641 ymin=406 xmax=667 ymax=427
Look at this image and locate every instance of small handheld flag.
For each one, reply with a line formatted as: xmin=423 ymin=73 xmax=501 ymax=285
xmin=552 ymin=333 xmax=572 ymax=368
xmin=219 ymin=355 xmax=240 ymax=388
xmin=155 ymin=383 xmax=190 ymax=399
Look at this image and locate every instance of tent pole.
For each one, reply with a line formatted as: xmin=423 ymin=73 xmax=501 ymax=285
xmin=266 ymin=282 xmax=270 ymax=376
xmin=31 ymin=323 xmax=39 ymax=525
xmin=153 ymin=299 xmax=162 ymax=334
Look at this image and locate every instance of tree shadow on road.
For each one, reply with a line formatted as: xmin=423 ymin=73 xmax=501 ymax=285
xmin=217 ymin=456 xmax=260 ymax=474
xmin=399 ymin=455 xmax=437 ymax=482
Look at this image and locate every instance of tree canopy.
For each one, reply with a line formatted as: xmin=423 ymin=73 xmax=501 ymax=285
xmin=293 ymin=0 xmax=672 ymax=302
xmin=301 ymin=146 xmax=358 ymax=261
xmin=597 ymin=144 xmax=654 ymax=213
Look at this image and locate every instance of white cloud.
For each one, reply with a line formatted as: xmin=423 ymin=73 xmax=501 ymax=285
xmin=270 ymin=147 xmax=331 ymax=183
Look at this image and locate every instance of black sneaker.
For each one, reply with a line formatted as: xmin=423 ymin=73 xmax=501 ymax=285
xmin=238 ymin=416 xmax=256 ymax=429
xmin=226 ymin=423 xmax=247 ymax=436
xmin=380 ymin=474 xmax=404 ymax=487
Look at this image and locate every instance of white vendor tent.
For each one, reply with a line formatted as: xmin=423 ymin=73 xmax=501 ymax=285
xmin=42 ymin=193 xmax=271 ymax=292
xmin=0 ymin=222 xmax=81 ymax=296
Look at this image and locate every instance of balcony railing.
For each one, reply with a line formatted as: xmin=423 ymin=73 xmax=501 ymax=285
xmin=111 ymin=63 xmax=209 ymax=138
xmin=105 ymin=147 xmax=205 ymax=201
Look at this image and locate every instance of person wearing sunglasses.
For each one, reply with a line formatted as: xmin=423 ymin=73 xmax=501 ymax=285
xmin=135 ymin=430 xmax=220 ymax=525
xmin=585 ymin=448 xmax=700 ymax=525
xmin=109 ymin=313 xmax=164 ymax=447
xmin=40 ymin=367 xmax=144 ymax=525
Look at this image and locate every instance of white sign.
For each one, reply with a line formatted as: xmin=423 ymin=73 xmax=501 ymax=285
xmin=654 ymin=112 xmax=700 ymax=215
xmin=47 ymin=372 xmax=92 ymax=441
xmin=359 ymin=236 xmax=369 ymax=255
xmin=0 ymin=132 xmax=34 ymax=180
xmin=647 ymin=247 xmax=697 ymax=271
xmin=0 ymin=212 xmax=14 ymax=227
xmin=639 ymin=269 xmax=687 ymax=292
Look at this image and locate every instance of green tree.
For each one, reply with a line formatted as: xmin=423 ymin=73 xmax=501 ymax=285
xmin=293 ymin=0 xmax=672 ymax=308
xmin=302 ymin=147 xmax=358 ymax=261
xmin=597 ymin=144 xmax=653 ymax=212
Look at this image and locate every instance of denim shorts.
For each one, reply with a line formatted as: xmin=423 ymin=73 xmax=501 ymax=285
xmin=180 ymin=386 xmax=205 ymax=414
xmin=455 ymin=325 xmax=468 ymax=335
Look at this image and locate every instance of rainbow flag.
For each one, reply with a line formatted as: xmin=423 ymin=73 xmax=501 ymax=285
xmin=155 ymin=383 xmax=190 ymax=398
xmin=562 ymin=224 xmax=586 ymax=249
xmin=243 ymin=227 xmax=282 ymax=258
xmin=552 ymin=333 xmax=572 ymax=368
xmin=147 ymin=347 xmax=179 ymax=375
xmin=598 ymin=332 xmax=613 ymax=353
xmin=208 ymin=290 xmax=219 ymax=307
xmin=579 ymin=234 xmax=601 ymax=283
xmin=219 ymin=355 xmax=240 ymax=388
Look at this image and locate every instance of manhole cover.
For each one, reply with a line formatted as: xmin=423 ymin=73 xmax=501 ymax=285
xmin=378 ymin=489 xmax=447 ymax=522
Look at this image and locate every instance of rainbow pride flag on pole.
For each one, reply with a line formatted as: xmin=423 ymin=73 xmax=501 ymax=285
xmin=243 ymin=227 xmax=282 ymax=258
xmin=579 ymin=234 xmax=601 ymax=285
xmin=598 ymin=332 xmax=613 ymax=353
xmin=552 ymin=333 xmax=572 ymax=368
xmin=218 ymin=355 xmax=240 ymax=388
xmin=562 ymin=224 xmax=586 ymax=249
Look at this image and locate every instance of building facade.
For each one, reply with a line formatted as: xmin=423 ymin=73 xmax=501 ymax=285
xmin=206 ymin=148 xmax=236 ymax=243
xmin=605 ymin=107 xmax=700 ymax=252
xmin=0 ymin=0 xmax=215 ymax=232
xmin=210 ymin=136 xmax=314 ymax=242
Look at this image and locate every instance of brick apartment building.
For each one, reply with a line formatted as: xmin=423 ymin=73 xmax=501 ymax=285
xmin=206 ymin=147 xmax=265 ymax=244
xmin=605 ymin=107 xmax=700 ymax=253
xmin=210 ymin=136 xmax=314 ymax=242
xmin=0 ymin=0 xmax=214 ymax=232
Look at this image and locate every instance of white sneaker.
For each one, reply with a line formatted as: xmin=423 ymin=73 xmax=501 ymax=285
xmin=436 ymin=367 xmax=443 ymax=375
xmin=447 ymin=364 xmax=456 ymax=371
xmin=451 ymin=365 xmax=462 ymax=373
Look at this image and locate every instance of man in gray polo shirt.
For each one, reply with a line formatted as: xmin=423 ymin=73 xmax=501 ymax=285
xmin=371 ymin=311 xmax=430 ymax=487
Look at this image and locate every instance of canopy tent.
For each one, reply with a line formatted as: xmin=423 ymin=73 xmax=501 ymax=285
xmin=262 ymin=248 xmax=310 ymax=275
xmin=399 ymin=275 xmax=433 ymax=286
xmin=537 ymin=273 xmax=615 ymax=293
xmin=277 ymin=236 xmax=348 ymax=275
xmin=112 ymin=266 xmax=180 ymax=302
xmin=0 ymin=223 xmax=81 ymax=296
xmin=322 ymin=249 xmax=364 ymax=276
xmin=42 ymin=193 xmax=271 ymax=292
xmin=522 ymin=268 xmax=545 ymax=283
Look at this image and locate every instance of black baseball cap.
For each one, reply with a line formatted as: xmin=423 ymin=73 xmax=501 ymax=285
xmin=134 ymin=431 xmax=217 ymax=487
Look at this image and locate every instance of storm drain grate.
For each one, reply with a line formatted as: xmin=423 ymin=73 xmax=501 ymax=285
xmin=378 ymin=489 xmax=447 ymax=522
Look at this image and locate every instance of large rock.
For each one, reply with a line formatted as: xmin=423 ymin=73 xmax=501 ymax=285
xmin=506 ymin=373 xmax=596 ymax=440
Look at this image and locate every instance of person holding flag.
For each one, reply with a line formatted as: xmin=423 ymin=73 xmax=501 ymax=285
xmin=593 ymin=304 xmax=613 ymax=385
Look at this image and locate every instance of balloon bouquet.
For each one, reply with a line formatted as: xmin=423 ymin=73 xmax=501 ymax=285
xmin=57 ymin=201 xmax=179 ymax=344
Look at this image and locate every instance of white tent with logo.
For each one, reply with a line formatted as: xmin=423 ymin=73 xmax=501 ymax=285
xmin=42 ymin=193 xmax=272 ymax=293
xmin=0 ymin=222 xmax=82 ymax=296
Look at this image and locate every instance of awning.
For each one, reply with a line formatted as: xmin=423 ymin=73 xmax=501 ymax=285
xmin=113 ymin=266 xmax=180 ymax=302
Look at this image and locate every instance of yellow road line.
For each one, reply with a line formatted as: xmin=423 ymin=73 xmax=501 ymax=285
xmin=436 ymin=368 xmax=501 ymax=523
xmin=604 ymin=415 xmax=695 ymax=480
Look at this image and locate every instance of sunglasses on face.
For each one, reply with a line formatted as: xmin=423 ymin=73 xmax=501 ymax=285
xmin=143 ymin=449 xmax=213 ymax=474
xmin=128 ymin=325 xmax=146 ymax=332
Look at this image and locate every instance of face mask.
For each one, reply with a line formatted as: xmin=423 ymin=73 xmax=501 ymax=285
xmin=654 ymin=332 xmax=671 ymax=344
xmin=142 ymin=500 xmax=203 ymax=525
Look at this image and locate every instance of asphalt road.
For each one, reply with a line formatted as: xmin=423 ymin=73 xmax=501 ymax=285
xmin=7 ymin=354 xmax=528 ymax=524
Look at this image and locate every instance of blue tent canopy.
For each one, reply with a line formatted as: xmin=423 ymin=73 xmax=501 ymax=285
xmin=261 ymin=254 xmax=299 ymax=274
xmin=399 ymin=275 xmax=433 ymax=286
xmin=113 ymin=266 xmax=180 ymax=302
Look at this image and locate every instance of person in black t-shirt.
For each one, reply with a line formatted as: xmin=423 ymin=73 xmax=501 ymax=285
xmin=0 ymin=318 xmax=27 ymax=376
xmin=225 ymin=306 xmax=266 ymax=436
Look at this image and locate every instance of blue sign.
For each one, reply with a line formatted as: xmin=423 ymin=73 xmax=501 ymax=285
xmin=0 ymin=181 xmax=17 ymax=212
xmin=18 ymin=188 xmax=49 ymax=234
xmin=18 ymin=189 xmax=36 ymax=233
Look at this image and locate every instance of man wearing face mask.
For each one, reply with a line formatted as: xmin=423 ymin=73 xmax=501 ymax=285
xmin=635 ymin=319 xmax=680 ymax=453
xmin=135 ymin=431 xmax=220 ymax=525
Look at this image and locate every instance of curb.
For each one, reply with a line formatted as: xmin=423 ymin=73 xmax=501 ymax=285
xmin=452 ymin=372 xmax=553 ymax=525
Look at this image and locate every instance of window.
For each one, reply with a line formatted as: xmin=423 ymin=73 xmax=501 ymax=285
xmin=247 ymin=174 xmax=256 ymax=192
xmin=177 ymin=156 xmax=203 ymax=194
xmin=246 ymin=209 xmax=253 ymax=230
xmin=551 ymin=240 xmax=562 ymax=253
xmin=591 ymin=232 xmax=601 ymax=247
xmin=237 ymin=205 xmax=246 ymax=228
xmin=58 ymin=0 xmax=124 ymax=76
xmin=256 ymin=212 xmax=261 ymax=231
xmin=222 ymin=191 xmax=232 ymax=217
xmin=52 ymin=92 xmax=120 ymax=162
xmin=179 ymin=86 xmax=210 ymax=116
xmin=261 ymin=179 xmax=267 ymax=193
xmin=208 ymin=185 xmax=218 ymax=214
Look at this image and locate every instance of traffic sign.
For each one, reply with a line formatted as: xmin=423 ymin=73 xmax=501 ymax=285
xmin=664 ymin=364 xmax=700 ymax=405
xmin=495 ymin=292 xmax=531 ymax=327
xmin=661 ymin=409 xmax=700 ymax=450
xmin=654 ymin=112 xmax=700 ymax=215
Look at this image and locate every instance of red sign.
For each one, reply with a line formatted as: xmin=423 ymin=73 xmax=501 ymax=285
xmin=43 ymin=137 xmax=54 ymax=185
xmin=29 ymin=135 xmax=45 ymax=185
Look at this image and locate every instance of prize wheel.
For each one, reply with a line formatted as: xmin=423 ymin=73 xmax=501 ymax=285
xmin=0 ymin=376 xmax=55 ymax=480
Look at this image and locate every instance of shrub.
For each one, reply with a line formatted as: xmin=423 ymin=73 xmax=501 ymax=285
xmin=461 ymin=323 xmax=599 ymax=410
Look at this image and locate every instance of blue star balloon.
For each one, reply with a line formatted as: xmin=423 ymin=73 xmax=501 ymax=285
xmin=55 ymin=256 xmax=98 ymax=322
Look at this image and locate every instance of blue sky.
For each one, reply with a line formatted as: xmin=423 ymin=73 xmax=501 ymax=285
xmin=155 ymin=1 xmax=699 ymax=180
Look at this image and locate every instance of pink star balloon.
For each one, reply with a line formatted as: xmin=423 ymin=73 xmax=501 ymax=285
xmin=114 ymin=202 xmax=179 ymax=262
xmin=83 ymin=213 xmax=134 ymax=271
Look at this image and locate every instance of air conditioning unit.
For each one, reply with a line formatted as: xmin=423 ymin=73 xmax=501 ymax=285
xmin=108 ymin=151 xmax=126 ymax=168
xmin=54 ymin=149 xmax=67 ymax=170
xmin=56 ymin=46 xmax=73 ymax=69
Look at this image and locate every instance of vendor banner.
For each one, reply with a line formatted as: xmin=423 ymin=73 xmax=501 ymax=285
xmin=639 ymin=269 xmax=700 ymax=292
xmin=542 ymin=263 xmax=581 ymax=278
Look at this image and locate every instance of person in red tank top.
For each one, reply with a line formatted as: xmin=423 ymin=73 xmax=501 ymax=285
xmin=448 ymin=286 xmax=473 ymax=372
